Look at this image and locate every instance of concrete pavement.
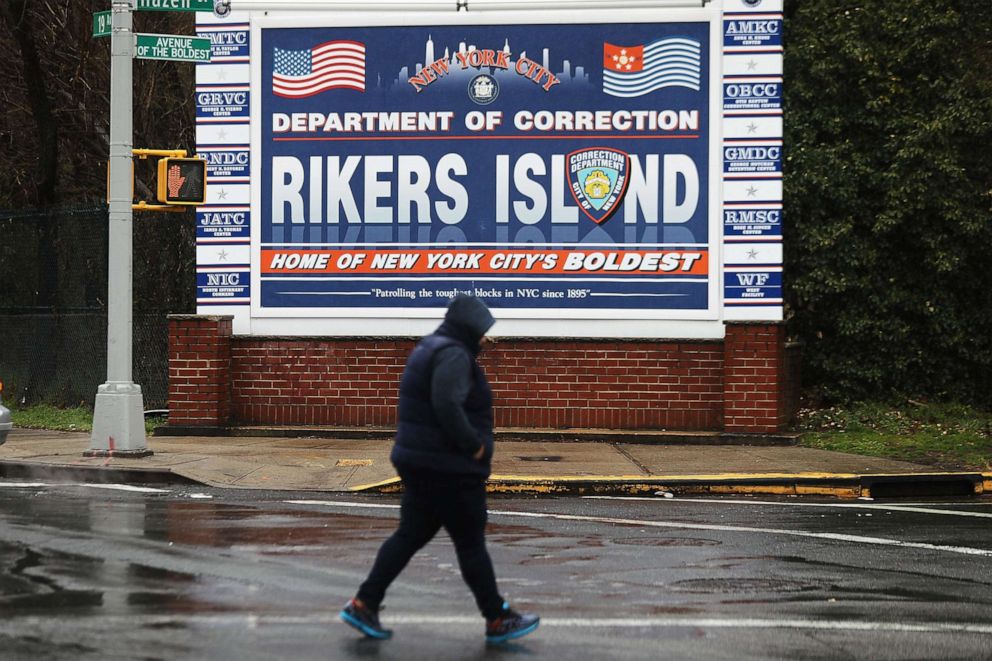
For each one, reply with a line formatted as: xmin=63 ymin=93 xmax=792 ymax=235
xmin=2 ymin=428 xmax=989 ymax=498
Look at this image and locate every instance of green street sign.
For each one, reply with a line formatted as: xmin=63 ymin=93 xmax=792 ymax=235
xmin=135 ymin=33 xmax=212 ymax=62
xmin=136 ymin=0 xmax=214 ymax=11
xmin=93 ymin=10 xmax=112 ymax=38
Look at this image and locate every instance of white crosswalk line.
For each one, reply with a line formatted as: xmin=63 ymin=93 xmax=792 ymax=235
xmin=80 ymin=484 xmax=171 ymax=493
xmin=284 ymin=499 xmax=992 ymax=558
xmin=584 ymin=495 xmax=992 ymax=519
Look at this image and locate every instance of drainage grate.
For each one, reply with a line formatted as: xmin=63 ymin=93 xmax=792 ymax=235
xmin=864 ymin=475 xmax=979 ymax=498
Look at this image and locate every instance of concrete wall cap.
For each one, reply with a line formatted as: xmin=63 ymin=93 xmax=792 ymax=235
xmin=724 ymin=320 xmax=787 ymax=327
xmin=233 ymin=335 xmax=722 ymax=344
xmin=167 ymin=314 xmax=235 ymax=322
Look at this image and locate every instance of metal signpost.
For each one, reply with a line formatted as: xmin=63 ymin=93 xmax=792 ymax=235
xmin=88 ymin=0 xmax=150 ymax=457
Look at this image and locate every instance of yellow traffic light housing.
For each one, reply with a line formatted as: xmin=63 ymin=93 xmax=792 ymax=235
xmin=157 ymin=157 xmax=207 ymax=205
xmin=121 ymin=149 xmax=208 ymax=212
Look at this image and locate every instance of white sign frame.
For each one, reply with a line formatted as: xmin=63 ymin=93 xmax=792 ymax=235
xmin=247 ymin=7 xmax=725 ymax=338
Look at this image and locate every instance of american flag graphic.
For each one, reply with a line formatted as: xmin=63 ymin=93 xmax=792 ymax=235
xmin=272 ymin=40 xmax=366 ymax=98
xmin=603 ymin=38 xmax=701 ymax=98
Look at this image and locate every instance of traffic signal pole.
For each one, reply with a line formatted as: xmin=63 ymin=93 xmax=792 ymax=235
xmin=88 ymin=0 xmax=151 ymax=458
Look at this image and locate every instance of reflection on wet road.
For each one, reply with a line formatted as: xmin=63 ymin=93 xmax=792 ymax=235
xmin=1 ymin=481 xmax=991 ymax=660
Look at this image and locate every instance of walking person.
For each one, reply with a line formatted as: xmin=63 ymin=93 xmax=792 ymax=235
xmin=340 ymin=294 xmax=540 ymax=644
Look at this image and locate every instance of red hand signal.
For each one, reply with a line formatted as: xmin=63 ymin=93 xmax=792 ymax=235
xmin=167 ymin=164 xmax=186 ymax=198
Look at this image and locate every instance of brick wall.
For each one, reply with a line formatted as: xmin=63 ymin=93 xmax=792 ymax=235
xmin=230 ymin=339 xmax=412 ymax=427
xmin=167 ymin=317 xmax=797 ymax=433
xmin=483 ymin=340 xmax=723 ymax=430
xmin=723 ymin=322 xmax=789 ymax=433
xmin=227 ymin=338 xmax=725 ymax=430
xmin=167 ymin=315 xmax=232 ymax=426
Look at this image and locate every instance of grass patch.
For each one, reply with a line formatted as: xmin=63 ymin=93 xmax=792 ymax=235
xmin=797 ymin=402 xmax=992 ymax=471
xmin=6 ymin=403 xmax=166 ymax=435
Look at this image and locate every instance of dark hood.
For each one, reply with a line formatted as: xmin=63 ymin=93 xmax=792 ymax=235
xmin=436 ymin=294 xmax=495 ymax=350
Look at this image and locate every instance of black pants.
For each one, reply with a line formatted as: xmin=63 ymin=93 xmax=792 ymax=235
xmin=356 ymin=470 xmax=505 ymax=620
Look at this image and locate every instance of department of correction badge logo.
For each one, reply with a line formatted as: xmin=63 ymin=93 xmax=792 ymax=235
xmin=567 ymin=148 xmax=630 ymax=224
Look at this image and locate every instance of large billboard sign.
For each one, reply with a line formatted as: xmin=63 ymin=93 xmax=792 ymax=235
xmin=196 ymin=2 xmax=784 ymax=337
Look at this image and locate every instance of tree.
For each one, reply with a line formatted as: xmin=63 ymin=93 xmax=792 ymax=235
xmin=0 ymin=0 xmax=197 ymax=312
xmin=784 ymin=0 xmax=992 ymax=404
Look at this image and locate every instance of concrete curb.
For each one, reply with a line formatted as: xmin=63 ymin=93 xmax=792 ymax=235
xmin=353 ymin=471 xmax=991 ymax=499
xmin=0 ymin=459 xmax=199 ymax=486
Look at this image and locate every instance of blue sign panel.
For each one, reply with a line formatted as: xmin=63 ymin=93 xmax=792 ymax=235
xmin=257 ymin=21 xmax=714 ymax=312
xmin=196 ymin=87 xmax=250 ymax=119
xmin=723 ymin=18 xmax=782 ymax=48
xmin=723 ymin=143 xmax=782 ymax=175
xmin=197 ymin=208 xmax=250 ymax=240
xmin=723 ymin=270 xmax=782 ymax=301
xmin=203 ymin=147 xmax=250 ymax=178
xmin=723 ymin=80 xmax=781 ymax=112
xmin=201 ymin=28 xmax=249 ymax=59
xmin=723 ymin=206 xmax=782 ymax=237
xmin=197 ymin=270 xmax=250 ymax=302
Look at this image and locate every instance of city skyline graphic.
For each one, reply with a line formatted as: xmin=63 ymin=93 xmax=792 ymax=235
xmin=384 ymin=34 xmax=592 ymax=92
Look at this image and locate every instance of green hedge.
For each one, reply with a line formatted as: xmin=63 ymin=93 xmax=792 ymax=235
xmin=784 ymin=1 xmax=992 ymax=405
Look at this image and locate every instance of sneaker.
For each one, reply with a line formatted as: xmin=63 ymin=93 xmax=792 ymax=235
xmin=485 ymin=603 xmax=540 ymax=644
xmin=340 ymin=598 xmax=393 ymax=639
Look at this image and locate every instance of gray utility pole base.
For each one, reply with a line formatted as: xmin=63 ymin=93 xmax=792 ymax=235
xmin=86 ymin=382 xmax=153 ymax=458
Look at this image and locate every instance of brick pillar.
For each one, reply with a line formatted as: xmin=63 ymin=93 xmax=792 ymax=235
xmin=723 ymin=322 xmax=788 ymax=433
xmin=167 ymin=315 xmax=233 ymax=427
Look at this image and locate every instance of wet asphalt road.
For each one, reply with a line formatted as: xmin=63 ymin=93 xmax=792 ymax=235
xmin=0 ymin=479 xmax=991 ymax=660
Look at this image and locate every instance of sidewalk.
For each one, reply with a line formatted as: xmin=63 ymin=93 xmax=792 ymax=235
xmin=1 ymin=428 xmax=989 ymax=498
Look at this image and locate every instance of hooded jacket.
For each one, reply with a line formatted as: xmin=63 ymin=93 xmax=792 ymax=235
xmin=391 ymin=294 xmax=496 ymax=477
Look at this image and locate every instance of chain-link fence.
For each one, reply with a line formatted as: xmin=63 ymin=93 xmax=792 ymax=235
xmin=0 ymin=312 xmax=171 ymax=409
xmin=0 ymin=205 xmax=195 ymax=409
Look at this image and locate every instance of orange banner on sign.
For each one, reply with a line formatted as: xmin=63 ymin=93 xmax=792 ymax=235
xmin=261 ymin=249 xmax=708 ymax=276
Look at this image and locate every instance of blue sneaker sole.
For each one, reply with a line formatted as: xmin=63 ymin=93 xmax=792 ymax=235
xmin=340 ymin=610 xmax=392 ymax=639
xmin=486 ymin=619 xmax=540 ymax=645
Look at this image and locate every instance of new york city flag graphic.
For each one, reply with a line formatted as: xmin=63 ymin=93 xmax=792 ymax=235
xmin=603 ymin=38 xmax=701 ymax=97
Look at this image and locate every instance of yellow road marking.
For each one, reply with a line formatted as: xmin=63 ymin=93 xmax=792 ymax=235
xmin=335 ymin=459 xmax=374 ymax=467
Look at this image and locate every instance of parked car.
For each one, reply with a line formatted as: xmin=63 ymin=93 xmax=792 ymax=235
xmin=0 ymin=379 xmax=11 ymax=445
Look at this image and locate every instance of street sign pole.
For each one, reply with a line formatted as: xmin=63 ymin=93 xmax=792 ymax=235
xmin=88 ymin=0 xmax=151 ymax=458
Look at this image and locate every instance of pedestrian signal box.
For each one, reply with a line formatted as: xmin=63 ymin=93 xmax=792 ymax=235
xmin=156 ymin=157 xmax=207 ymax=205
